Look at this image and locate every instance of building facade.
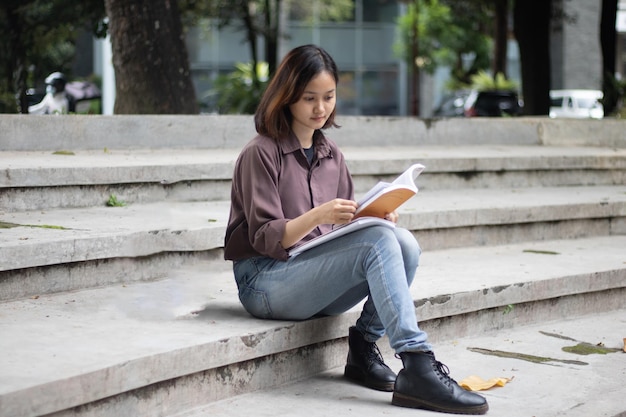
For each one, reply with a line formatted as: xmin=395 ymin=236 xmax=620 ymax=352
xmin=186 ymin=0 xmax=405 ymax=116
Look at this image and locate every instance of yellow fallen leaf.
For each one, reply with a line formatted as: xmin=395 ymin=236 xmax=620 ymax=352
xmin=623 ymin=338 xmax=626 ymax=353
xmin=459 ymin=375 xmax=512 ymax=391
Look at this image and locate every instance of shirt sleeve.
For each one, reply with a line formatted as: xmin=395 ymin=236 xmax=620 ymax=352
xmin=337 ymin=150 xmax=355 ymax=201
xmin=235 ymin=141 xmax=290 ymax=260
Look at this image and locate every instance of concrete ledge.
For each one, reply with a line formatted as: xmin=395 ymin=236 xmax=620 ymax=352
xmin=2 ymin=145 xmax=625 ymax=188
xmin=1 ymin=115 xmax=624 ymax=151
xmin=0 ymin=115 xmax=256 ymax=151
xmin=0 ymin=235 xmax=624 ymax=417
xmin=537 ymin=118 xmax=626 ymax=148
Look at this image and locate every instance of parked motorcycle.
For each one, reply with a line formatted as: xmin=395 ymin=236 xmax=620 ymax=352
xmin=28 ymin=72 xmax=102 ymax=114
xmin=28 ymin=72 xmax=69 ymax=115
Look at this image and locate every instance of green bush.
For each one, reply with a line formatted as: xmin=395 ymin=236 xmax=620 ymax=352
xmin=206 ymin=62 xmax=269 ymax=114
xmin=470 ymin=70 xmax=518 ymax=91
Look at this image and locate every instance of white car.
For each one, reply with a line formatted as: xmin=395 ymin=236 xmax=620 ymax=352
xmin=549 ymin=89 xmax=603 ymax=119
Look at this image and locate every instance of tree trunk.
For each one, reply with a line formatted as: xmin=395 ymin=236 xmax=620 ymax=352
xmin=3 ymin=1 xmax=29 ymax=113
xmin=492 ymin=0 xmax=508 ymax=77
xmin=600 ymin=0 xmax=618 ymax=115
xmin=513 ymin=0 xmax=551 ymax=115
xmin=410 ymin=0 xmax=420 ymax=116
xmin=241 ymin=2 xmax=259 ymax=86
xmin=104 ymin=0 xmax=198 ymax=114
xmin=264 ymin=0 xmax=281 ymax=76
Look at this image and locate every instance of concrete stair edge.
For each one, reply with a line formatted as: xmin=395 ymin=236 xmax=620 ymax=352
xmin=1 ymin=186 xmax=625 ymax=273
xmin=2 ymin=145 xmax=625 ymax=189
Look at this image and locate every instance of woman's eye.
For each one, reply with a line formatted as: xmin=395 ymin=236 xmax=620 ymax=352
xmin=325 ymin=96 xmax=334 ymax=101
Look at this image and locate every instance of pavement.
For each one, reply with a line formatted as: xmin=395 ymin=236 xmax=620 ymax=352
xmin=177 ymin=309 xmax=626 ymax=417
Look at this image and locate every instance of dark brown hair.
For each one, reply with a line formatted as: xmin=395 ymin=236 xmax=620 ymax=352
xmin=254 ymin=44 xmax=339 ymax=139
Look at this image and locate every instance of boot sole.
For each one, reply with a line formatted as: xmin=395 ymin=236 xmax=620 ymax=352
xmin=392 ymin=392 xmax=489 ymax=415
xmin=344 ymin=365 xmax=395 ymax=392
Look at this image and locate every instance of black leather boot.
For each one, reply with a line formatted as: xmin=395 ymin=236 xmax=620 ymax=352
xmin=344 ymin=326 xmax=396 ymax=391
xmin=392 ymin=351 xmax=489 ymax=415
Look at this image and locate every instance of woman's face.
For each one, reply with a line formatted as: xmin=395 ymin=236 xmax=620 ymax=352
xmin=289 ymin=70 xmax=336 ymax=146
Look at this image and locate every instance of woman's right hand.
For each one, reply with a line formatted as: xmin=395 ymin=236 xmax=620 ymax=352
xmin=281 ymin=198 xmax=357 ymax=249
xmin=317 ymin=198 xmax=358 ymax=225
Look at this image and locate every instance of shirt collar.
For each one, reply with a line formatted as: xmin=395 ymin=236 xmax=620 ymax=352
xmin=279 ymin=130 xmax=333 ymax=160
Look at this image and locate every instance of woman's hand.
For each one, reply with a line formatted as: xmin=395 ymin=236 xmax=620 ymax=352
xmin=281 ymin=198 xmax=357 ymax=249
xmin=318 ymin=198 xmax=358 ymax=225
xmin=384 ymin=210 xmax=399 ymax=224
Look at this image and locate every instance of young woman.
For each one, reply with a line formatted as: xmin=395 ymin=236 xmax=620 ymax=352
xmin=224 ymin=44 xmax=488 ymax=415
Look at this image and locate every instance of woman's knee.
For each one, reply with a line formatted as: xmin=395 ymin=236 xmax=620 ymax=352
xmin=395 ymin=228 xmax=421 ymax=259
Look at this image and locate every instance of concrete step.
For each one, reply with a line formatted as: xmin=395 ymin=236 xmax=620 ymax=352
xmin=2 ymin=185 xmax=625 ymax=301
xmin=2 ymin=145 xmax=625 ymax=211
xmin=177 ymin=309 xmax=626 ymax=417
xmin=1 ymin=235 xmax=624 ymax=417
xmin=1 ymin=115 xmax=624 ymax=417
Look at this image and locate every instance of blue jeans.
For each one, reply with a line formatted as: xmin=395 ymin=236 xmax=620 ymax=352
xmin=232 ymin=225 xmax=432 ymax=353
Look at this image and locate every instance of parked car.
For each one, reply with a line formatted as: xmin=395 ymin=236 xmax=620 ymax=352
xmin=463 ymin=90 xmax=522 ymax=117
xmin=432 ymin=90 xmax=471 ymax=118
xmin=549 ymin=89 xmax=603 ymax=119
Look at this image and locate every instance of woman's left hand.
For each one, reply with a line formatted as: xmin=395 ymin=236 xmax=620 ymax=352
xmin=384 ymin=210 xmax=399 ymax=223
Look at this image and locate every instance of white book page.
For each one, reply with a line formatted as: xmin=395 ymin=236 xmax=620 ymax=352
xmin=357 ymin=181 xmax=390 ymax=206
xmin=289 ymin=217 xmax=395 ymax=258
xmin=355 ymin=163 xmax=425 ymax=214
xmin=391 ymin=163 xmax=425 ymax=188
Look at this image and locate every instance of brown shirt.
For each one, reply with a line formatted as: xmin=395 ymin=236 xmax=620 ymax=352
xmin=224 ymin=130 xmax=354 ymax=261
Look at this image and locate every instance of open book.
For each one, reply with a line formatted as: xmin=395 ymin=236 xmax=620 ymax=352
xmin=353 ymin=163 xmax=425 ymax=219
xmin=288 ymin=163 xmax=425 ymax=258
xmin=288 ymin=217 xmax=395 ymax=257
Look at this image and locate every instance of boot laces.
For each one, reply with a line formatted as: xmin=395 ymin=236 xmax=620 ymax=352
xmin=432 ymin=358 xmax=457 ymax=387
xmin=366 ymin=342 xmax=388 ymax=367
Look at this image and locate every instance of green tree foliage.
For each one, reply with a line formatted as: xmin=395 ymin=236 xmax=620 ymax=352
xmin=209 ymin=62 xmax=269 ymax=114
xmin=470 ymin=70 xmax=518 ymax=91
xmin=394 ymin=0 xmax=492 ymax=89
xmin=395 ymin=0 xmax=452 ymax=74
xmin=288 ymin=0 xmax=354 ymax=23
xmin=0 ymin=0 xmax=106 ymax=113
xmin=439 ymin=0 xmax=493 ymax=87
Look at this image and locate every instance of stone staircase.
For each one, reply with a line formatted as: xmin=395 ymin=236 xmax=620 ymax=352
xmin=0 ymin=115 xmax=625 ymax=417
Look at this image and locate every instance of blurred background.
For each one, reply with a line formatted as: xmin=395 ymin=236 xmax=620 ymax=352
xmin=1 ymin=0 xmax=625 ymax=117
